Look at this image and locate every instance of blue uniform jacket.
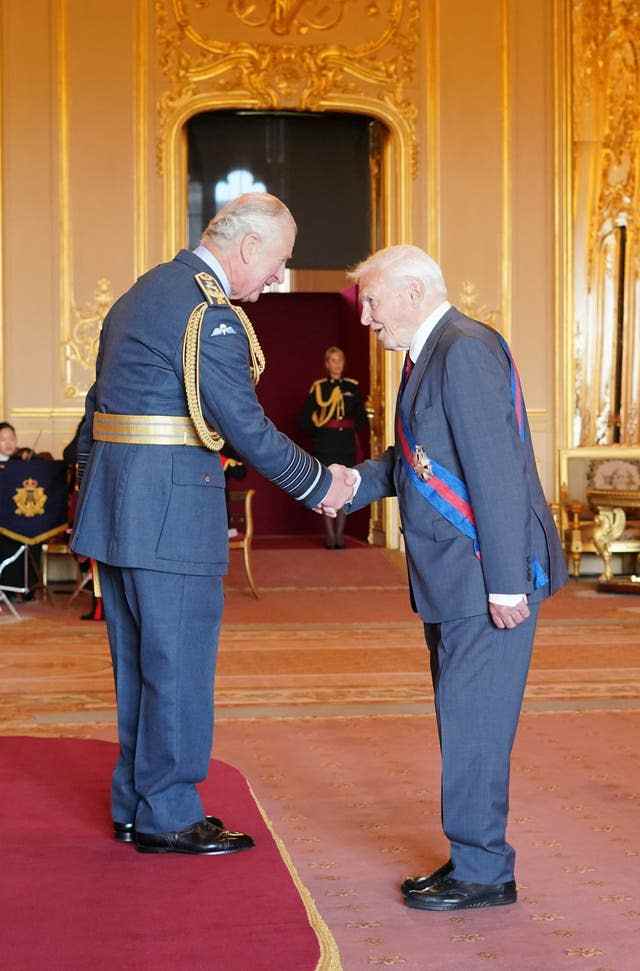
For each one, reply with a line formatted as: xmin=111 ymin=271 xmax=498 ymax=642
xmin=350 ymin=307 xmax=568 ymax=622
xmin=71 ymin=250 xmax=331 ymax=575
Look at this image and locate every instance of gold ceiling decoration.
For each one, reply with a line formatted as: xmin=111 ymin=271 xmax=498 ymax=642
xmin=154 ymin=0 xmax=419 ymax=175
xmin=62 ymin=278 xmax=114 ymax=399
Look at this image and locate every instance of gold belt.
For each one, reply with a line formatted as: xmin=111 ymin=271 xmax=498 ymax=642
xmin=93 ymin=412 xmax=205 ymax=447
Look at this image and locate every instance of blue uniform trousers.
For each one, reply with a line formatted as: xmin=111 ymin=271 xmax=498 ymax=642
xmin=99 ymin=563 xmax=223 ymax=834
xmin=425 ymin=605 xmax=538 ymax=885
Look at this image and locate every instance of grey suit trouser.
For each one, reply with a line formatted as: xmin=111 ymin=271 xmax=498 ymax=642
xmin=99 ymin=563 xmax=223 ymax=835
xmin=425 ymin=605 xmax=539 ymax=885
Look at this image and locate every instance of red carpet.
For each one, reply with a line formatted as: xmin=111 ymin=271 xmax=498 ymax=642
xmin=0 ymin=737 xmax=338 ymax=970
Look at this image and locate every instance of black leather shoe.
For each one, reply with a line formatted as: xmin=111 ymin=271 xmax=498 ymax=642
xmin=405 ymin=876 xmax=517 ymax=911
xmin=401 ymin=860 xmax=454 ymax=896
xmin=134 ymin=818 xmax=254 ymax=855
xmin=113 ymin=814 xmax=224 ymax=843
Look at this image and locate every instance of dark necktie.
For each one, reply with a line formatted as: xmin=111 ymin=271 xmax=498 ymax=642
xmin=398 ymin=352 xmax=414 ymax=402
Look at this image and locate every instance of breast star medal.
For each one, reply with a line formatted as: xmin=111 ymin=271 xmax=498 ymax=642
xmin=412 ymin=445 xmax=433 ymax=482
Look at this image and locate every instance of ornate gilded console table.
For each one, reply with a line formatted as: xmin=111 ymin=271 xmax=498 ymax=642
xmin=586 ymin=489 xmax=640 ymax=590
xmin=558 ymin=449 xmax=640 ymax=593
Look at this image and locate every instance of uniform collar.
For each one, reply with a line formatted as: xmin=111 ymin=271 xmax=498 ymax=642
xmin=192 ymin=245 xmax=231 ymax=296
xmin=409 ymin=301 xmax=451 ymax=363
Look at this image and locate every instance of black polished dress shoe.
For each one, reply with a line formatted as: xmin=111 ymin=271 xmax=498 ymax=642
xmin=134 ymin=818 xmax=254 ymax=855
xmin=401 ymin=860 xmax=454 ymax=896
xmin=405 ymin=876 xmax=517 ymax=911
xmin=113 ymin=814 xmax=224 ymax=843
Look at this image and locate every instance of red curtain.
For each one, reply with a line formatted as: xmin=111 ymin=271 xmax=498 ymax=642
xmin=237 ymin=291 xmax=371 ymax=539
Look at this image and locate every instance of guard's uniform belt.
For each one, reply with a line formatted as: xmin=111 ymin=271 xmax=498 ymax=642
xmin=93 ymin=412 xmax=204 ymax=447
xmin=324 ymin=419 xmax=355 ymax=430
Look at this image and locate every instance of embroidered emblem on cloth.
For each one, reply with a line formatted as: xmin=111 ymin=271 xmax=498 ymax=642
xmin=13 ymin=478 xmax=47 ymax=517
xmin=210 ymin=322 xmax=236 ymax=337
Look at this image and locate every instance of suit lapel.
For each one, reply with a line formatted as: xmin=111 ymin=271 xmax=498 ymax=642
xmin=402 ymin=307 xmax=457 ymax=416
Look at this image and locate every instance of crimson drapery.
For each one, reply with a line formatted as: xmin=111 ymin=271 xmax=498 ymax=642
xmin=238 ymin=291 xmax=371 ymax=538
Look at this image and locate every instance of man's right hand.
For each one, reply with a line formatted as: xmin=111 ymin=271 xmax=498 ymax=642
xmin=314 ymin=464 xmax=357 ymax=517
xmin=489 ymin=598 xmax=530 ymax=630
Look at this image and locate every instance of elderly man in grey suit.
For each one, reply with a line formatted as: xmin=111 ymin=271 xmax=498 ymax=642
xmin=347 ymin=245 xmax=567 ymax=911
xmin=72 ymin=193 xmax=354 ymax=855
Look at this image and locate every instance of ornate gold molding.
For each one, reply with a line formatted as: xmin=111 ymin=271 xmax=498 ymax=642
xmin=457 ymin=281 xmax=501 ymax=328
xmin=571 ymin=0 xmax=640 ymax=446
xmin=554 ymin=0 xmax=573 ymax=476
xmin=228 ymin=0 xmax=356 ymax=36
xmin=573 ymin=0 xmax=640 ymax=275
xmin=153 ymin=0 xmax=419 ymax=177
xmin=63 ymin=279 xmax=114 ymax=399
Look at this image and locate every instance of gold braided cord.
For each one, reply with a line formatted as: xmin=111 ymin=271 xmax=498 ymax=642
xmin=230 ymin=303 xmax=266 ymax=385
xmin=181 ymin=289 xmax=267 ymax=452
xmin=311 ymin=382 xmax=345 ymax=428
xmin=182 ymin=301 xmax=225 ymax=452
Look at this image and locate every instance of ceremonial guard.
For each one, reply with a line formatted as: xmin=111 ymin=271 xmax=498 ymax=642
xmin=300 ymin=346 xmax=368 ymax=548
xmin=71 ymin=194 xmax=354 ymax=855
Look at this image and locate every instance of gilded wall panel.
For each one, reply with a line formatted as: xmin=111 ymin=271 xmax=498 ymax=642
xmin=571 ymin=0 xmax=640 ymax=446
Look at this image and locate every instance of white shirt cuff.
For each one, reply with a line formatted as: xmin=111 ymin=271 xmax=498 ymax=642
xmin=349 ymin=469 xmax=361 ymax=498
xmin=489 ymin=593 xmax=527 ymax=607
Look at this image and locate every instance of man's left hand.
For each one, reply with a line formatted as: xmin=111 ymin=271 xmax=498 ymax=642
xmin=489 ymin=597 xmax=530 ymax=630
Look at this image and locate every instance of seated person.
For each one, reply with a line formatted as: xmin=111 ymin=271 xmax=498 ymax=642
xmin=0 ymin=422 xmax=17 ymax=466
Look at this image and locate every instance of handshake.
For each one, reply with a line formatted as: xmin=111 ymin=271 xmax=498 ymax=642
xmin=314 ymin=464 xmax=359 ymax=517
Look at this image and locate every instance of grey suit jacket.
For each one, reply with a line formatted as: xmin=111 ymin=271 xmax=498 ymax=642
xmin=71 ymin=250 xmax=331 ymax=575
xmin=350 ymin=308 xmax=568 ymax=622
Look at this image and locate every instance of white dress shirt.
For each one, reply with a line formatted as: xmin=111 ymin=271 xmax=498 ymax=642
xmin=409 ymin=301 xmax=451 ymax=363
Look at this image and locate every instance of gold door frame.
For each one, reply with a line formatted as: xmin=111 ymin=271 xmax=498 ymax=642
xmin=162 ymin=97 xmax=413 ymax=547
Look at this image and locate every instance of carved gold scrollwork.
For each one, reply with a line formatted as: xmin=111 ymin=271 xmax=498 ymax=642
xmin=228 ymin=0 xmax=360 ymax=36
xmin=63 ymin=278 xmax=114 ymax=399
xmin=457 ymin=281 xmax=501 ymax=328
xmin=154 ymin=0 xmax=419 ymax=175
xmin=572 ymin=0 xmax=640 ymax=446
xmin=592 ymin=505 xmax=626 ymax=581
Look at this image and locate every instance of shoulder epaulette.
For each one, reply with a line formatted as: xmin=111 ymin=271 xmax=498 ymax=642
xmin=309 ymin=378 xmax=325 ymax=393
xmin=344 ymin=377 xmax=359 ymax=385
xmin=194 ymin=271 xmax=228 ymax=307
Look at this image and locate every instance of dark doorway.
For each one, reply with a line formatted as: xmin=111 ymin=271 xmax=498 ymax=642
xmin=186 ymin=110 xmax=381 ymax=540
xmin=187 ymin=111 xmax=373 ymax=269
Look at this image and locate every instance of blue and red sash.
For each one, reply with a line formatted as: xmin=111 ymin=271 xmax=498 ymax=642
xmin=396 ymin=340 xmax=548 ymax=588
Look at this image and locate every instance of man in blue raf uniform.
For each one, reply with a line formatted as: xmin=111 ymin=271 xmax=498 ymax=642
xmin=347 ymin=245 xmax=567 ymax=910
xmin=72 ymin=193 xmax=355 ymax=855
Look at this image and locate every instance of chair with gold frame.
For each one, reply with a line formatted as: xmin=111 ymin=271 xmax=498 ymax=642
xmin=227 ymin=488 xmax=258 ymax=599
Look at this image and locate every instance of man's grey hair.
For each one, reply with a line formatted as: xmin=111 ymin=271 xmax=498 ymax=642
xmin=349 ymin=245 xmax=447 ymax=300
xmin=201 ymin=192 xmax=296 ymax=248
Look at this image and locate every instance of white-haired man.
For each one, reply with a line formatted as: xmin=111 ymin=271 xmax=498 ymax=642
xmin=347 ymin=244 xmax=567 ymax=910
xmin=72 ymin=193 xmax=355 ymax=855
